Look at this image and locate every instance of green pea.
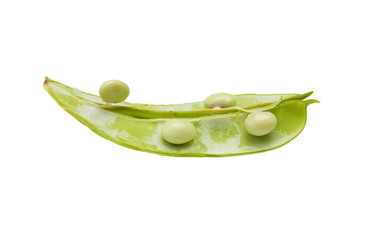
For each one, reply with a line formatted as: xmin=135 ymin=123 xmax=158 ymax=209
xmin=245 ymin=111 xmax=277 ymax=136
xmin=204 ymin=93 xmax=237 ymax=109
xmin=161 ymin=119 xmax=197 ymax=144
xmin=99 ymin=80 xmax=130 ymax=103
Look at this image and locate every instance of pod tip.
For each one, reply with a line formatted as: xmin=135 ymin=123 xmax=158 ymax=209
xmin=303 ymin=91 xmax=314 ymax=99
xmin=305 ymin=99 xmax=320 ymax=106
xmin=44 ymin=76 xmax=49 ymax=86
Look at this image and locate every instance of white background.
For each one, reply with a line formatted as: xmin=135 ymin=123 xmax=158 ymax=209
xmin=1 ymin=0 xmax=367 ymax=239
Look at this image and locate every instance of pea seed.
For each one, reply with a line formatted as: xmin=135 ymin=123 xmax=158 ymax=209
xmin=161 ymin=119 xmax=196 ymax=144
xmin=245 ymin=111 xmax=277 ymax=136
xmin=99 ymin=80 xmax=130 ymax=103
xmin=204 ymin=93 xmax=237 ymax=109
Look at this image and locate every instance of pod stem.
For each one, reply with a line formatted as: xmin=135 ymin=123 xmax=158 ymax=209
xmin=103 ymin=102 xmax=112 ymax=108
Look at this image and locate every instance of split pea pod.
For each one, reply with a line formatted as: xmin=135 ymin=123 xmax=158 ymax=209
xmin=43 ymin=78 xmax=318 ymax=157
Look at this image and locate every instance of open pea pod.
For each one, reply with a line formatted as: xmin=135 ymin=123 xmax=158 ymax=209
xmin=45 ymin=78 xmax=313 ymax=119
xmin=44 ymin=79 xmax=318 ymax=157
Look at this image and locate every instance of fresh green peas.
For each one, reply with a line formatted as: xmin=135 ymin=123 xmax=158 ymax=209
xmin=204 ymin=93 xmax=237 ymax=109
xmin=245 ymin=111 xmax=277 ymax=136
xmin=99 ymin=80 xmax=130 ymax=103
xmin=161 ymin=119 xmax=197 ymax=144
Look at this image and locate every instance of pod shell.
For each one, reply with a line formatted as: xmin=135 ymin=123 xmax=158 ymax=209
xmin=44 ymin=79 xmax=318 ymax=157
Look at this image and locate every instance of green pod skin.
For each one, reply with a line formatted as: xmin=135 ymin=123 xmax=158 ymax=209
xmin=48 ymin=78 xmax=314 ymax=119
xmin=44 ymin=79 xmax=319 ymax=157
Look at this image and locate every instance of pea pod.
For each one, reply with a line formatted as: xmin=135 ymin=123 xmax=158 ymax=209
xmin=44 ymin=79 xmax=318 ymax=157
xmin=46 ymin=78 xmax=313 ymax=119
